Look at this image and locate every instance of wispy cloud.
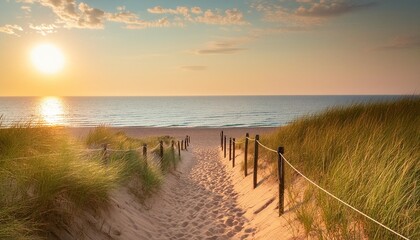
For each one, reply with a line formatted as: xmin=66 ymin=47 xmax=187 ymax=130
xmin=295 ymin=0 xmax=376 ymax=17
xmin=0 ymin=24 xmax=23 ymax=36
xmin=373 ymin=34 xmax=420 ymax=51
xmin=194 ymin=38 xmax=250 ymax=55
xmin=253 ymin=0 xmax=377 ymax=27
xmin=179 ymin=65 xmax=207 ymax=71
xmin=29 ymin=23 xmax=57 ymax=35
xmin=148 ymin=6 xmax=247 ymax=25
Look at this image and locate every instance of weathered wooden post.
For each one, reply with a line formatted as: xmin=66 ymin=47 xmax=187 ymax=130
xmin=159 ymin=141 xmax=164 ymax=160
xmin=224 ymin=136 xmax=227 ymax=158
xmin=171 ymin=140 xmax=175 ymax=154
xmin=186 ymin=135 xmax=189 ymax=146
xmin=177 ymin=141 xmax=181 ymax=157
xmin=221 ymin=131 xmax=224 ymax=150
xmin=102 ymin=143 xmax=108 ymax=164
xmin=278 ymin=146 xmax=285 ymax=216
xmin=230 ymin=138 xmax=233 ymax=160
xmin=233 ymin=138 xmax=236 ymax=167
xmin=181 ymin=140 xmax=184 ymax=150
xmin=143 ymin=143 xmax=147 ymax=165
xmin=184 ymin=137 xmax=188 ymax=150
xmin=244 ymin=133 xmax=249 ymax=177
xmin=253 ymin=134 xmax=259 ymax=189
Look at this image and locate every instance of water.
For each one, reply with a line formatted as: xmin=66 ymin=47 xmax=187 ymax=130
xmin=0 ymin=96 xmax=404 ymax=127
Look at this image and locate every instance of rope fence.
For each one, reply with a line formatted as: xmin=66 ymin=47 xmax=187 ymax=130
xmin=2 ymin=135 xmax=192 ymax=171
xmin=220 ymin=131 xmax=409 ymax=240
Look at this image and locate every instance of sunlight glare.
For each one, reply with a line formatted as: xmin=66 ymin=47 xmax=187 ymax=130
xmin=31 ymin=43 xmax=65 ymax=74
xmin=39 ymin=97 xmax=65 ymax=125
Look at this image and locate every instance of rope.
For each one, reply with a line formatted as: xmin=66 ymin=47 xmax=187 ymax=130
xmin=149 ymin=143 xmax=162 ymax=152
xmin=246 ymin=137 xmax=255 ymax=141
xmin=253 ymin=139 xmax=409 ymax=240
xmin=256 ymin=140 xmax=277 ymax=153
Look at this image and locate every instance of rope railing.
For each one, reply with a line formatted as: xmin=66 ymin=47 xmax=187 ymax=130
xmin=220 ymin=131 xmax=409 ymax=240
xmin=2 ymin=135 xmax=192 ymax=166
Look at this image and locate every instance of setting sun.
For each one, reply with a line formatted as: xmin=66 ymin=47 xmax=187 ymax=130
xmin=30 ymin=43 xmax=65 ymax=74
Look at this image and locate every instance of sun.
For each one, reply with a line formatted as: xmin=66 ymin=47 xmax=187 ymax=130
xmin=31 ymin=43 xmax=65 ymax=74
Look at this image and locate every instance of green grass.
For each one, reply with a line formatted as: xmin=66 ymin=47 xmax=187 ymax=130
xmin=0 ymin=124 xmax=181 ymax=239
xmin=256 ymin=97 xmax=419 ymax=239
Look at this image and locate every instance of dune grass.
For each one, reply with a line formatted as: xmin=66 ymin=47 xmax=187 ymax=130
xmin=254 ymin=97 xmax=419 ymax=239
xmin=0 ymin=123 xmax=181 ymax=239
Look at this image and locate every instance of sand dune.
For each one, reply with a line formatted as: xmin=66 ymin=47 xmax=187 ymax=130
xmin=57 ymin=127 xmax=303 ymax=239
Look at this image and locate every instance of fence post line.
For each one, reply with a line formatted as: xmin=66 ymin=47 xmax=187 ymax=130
xmin=143 ymin=144 xmax=147 ymax=165
xmin=229 ymin=137 xmax=232 ymax=161
xmin=278 ymin=146 xmax=285 ymax=216
xmin=181 ymin=140 xmax=184 ymax=150
xmin=221 ymin=131 xmax=224 ymax=150
xmin=233 ymin=138 xmax=236 ymax=168
xmin=253 ymin=134 xmax=259 ymax=189
xmin=244 ymin=133 xmax=249 ymax=177
xmin=159 ymin=140 xmax=164 ymax=160
xmin=177 ymin=141 xmax=181 ymax=157
xmin=224 ymin=136 xmax=227 ymax=158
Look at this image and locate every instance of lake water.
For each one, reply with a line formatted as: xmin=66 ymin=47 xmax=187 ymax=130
xmin=0 ymin=96 xmax=404 ymax=127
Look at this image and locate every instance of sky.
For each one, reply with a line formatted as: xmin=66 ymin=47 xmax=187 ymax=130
xmin=0 ymin=0 xmax=419 ymax=96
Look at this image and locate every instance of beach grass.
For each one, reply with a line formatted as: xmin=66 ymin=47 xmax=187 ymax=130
xmin=256 ymin=97 xmax=419 ymax=239
xmin=0 ymin=123 xmax=179 ymax=239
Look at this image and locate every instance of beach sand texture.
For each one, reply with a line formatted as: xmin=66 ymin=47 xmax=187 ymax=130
xmin=55 ymin=127 xmax=301 ymax=239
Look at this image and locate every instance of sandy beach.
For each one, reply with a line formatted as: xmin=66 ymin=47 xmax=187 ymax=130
xmin=55 ymin=126 xmax=302 ymax=239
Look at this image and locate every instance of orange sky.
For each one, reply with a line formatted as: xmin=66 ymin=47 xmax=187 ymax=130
xmin=1 ymin=0 xmax=419 ymax=96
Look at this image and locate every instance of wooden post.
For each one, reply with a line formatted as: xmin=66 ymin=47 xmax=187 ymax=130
xmin=224 ymin=136 xmax=227 ymax=158
xmin=186 ymin=135 xmax=189 ymax=146
xmin=171 ymin=140 xmax=175 ymax=154
xmin=184 ymin=138 xmax=188 ymax=150
xmin=278 ymin=146 xmax=285 ymax=216
xmin=159 ymin=141 xmax=164 ymax=160
xmin=102 ymin=143 xmax=108 ymax=164
xmin=177 ymin=141 xmax=181 ymax=157
xmin=229 ymin=137 xmax=232 ymax=161
xmin=181 ymin=140 xmax=184 ymax=150
xmin=233 ymin=138 xmax=236 ymax=168
xmin=253 ymin=134 xmax=259 ymax=189
xmin=143 ymin=144 xmax=147 ymax=165
xmin=221 ymin=131 xmax=224 ymax=150
xmin=244 ymin=133 xmax=249 ymax=177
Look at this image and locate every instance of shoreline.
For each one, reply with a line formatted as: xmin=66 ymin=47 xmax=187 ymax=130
xmin=65 ymin=126 xmax=279 ymax=143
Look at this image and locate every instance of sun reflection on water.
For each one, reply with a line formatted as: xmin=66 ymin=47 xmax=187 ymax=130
xmin=39 ymin=97 xmax=66 ymax=125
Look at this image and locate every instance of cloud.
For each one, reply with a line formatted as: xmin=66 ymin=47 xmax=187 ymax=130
xmin=148 ymin=5 xmax=246 ymax=25
xmin=295 ymin=0 xmax=376 ymax=17
xmin=0 ymin=24 xmax=23 ymax=36
xmin=195 ymin=9 xmax=246 ymax=25
xmin=373 ymin=35 xmax=420 ymax=51
xmin=16 ymin=0 xmax=174 ymax=30
xmin=179 ymin=65 xmax=207 ymax=71
xmin=194 ymin=38 xmax=249 ymax=55
xmin=29 ymin=23 xmax=57 ymax=35
xmin=21 ymin=5 xmax=31 ymax=13
xmin=253 ymin=0 xmax=376 ymax=26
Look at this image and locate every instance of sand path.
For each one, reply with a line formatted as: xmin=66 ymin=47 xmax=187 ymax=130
xmin=142 ymin=145 xmax=256 ymax=240
xmin=62 ymin=127 xmax=294 ymax=239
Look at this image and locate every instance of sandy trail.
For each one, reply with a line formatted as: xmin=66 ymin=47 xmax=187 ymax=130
xmin=142 ymin=146 xmax=256 ymax=240
xmin=61 ymin=127 xmax=298 ymax=239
